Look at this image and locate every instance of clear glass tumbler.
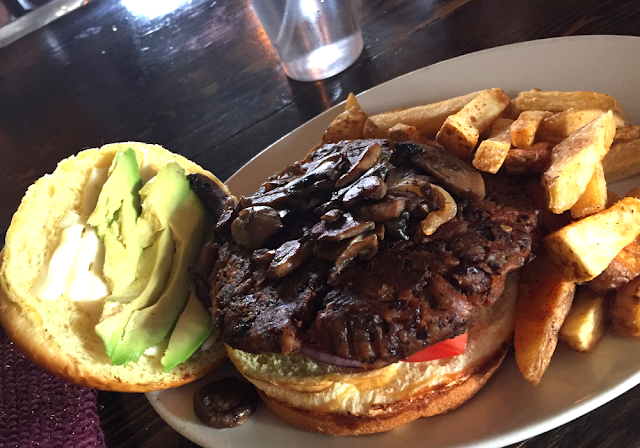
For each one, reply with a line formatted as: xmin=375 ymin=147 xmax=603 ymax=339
xmin=250 ymin=0 xmax=363 ymax=82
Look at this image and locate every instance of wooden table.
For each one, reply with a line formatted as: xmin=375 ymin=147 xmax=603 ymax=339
xmin=2 ymin=0 xmax=640 ymax=446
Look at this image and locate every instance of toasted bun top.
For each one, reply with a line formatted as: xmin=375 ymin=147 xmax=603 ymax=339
xmin=0 ymin=142 xmax=227 ymax=392
xmin=227 ymin=272 xmax=518 ymax=416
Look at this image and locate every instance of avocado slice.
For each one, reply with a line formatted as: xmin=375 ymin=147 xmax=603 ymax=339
xmin=137 ymin=162 xmax=191 ymax=249
xmin=110 ymin=191 xmax=211 ymax=366
xmin=99 ymin=162 xmax=191 ymax=303
xmin=95 ymin=227 xmax=175 ymax=358
xmin=161 ymin=291 xmax=213 ymax=372
xmin=95 ymin=163 xmax=192 ymax=359
xmin=88 ymin=148 xmax=142 ymax=293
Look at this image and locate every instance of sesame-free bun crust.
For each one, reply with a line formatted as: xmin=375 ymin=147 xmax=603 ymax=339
xmin=258 ymin=345 xmax=507 ymax=435
xmin=227 ymin=273 xmax=518 ymax=435
xmin=0 ymin=142 xmax=228 ymax=392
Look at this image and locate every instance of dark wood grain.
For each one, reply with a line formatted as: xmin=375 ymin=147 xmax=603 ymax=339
xmin=2 ymin=0 xmax=640 ymax=446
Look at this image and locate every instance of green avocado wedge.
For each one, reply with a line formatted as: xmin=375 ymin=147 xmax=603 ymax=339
xmin=110 ymin=191 xmax=211 ymax=366
xmin=137 ymin=162 xmax=191 ymax=249
xmin=95 ymin=162 xmax=192 ymax=360
xmin=95 ymin=227 xmax=175 ymax=358
xmin=161 ymin=291 xmax=213 ymax=372
xmin=88 ymin=147 xmax=142 ymax=293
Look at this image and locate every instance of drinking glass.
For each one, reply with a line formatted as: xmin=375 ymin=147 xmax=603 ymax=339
xmin=251 ymin=0 xmax=363 ymax=82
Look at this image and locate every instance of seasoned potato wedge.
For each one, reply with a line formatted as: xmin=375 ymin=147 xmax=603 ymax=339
xmin=626 ymin=188 xmax=640 ymax=200
xmin=510 ymin=110 xmax=552 ymax=147
xmin=320 ymin=105 xmax=368 ymax=145
xmin=542 ymin=111 xmax=615 ymax=214
xmin=515 ymin=253 xmax=575 ymax=385
xmin=504 ymin=142 xmax=552 ymax=175
xmin=514 ymin=90 xmax=629 ymax=122
xmin=570 ymin=162 xmax=607 ymax=219
xmin=543 ymin=197 xmax=640 ymax=282
xmin=345 ymin=92 xmax=360 ymax=111
xmin=363 ymin=91 xmax=480 ymax=140
xmin=524 ymin=180 xmax=572 ymax=234
xmin=537 ymin=109 xmax=628 ymax=144
xmin=602 ymin=137 xmax=640 ymax=183
xmin=588 ymin=234 xmax=640 ymax=293
xmin=608 ymin=190 xmax=622 ymax=206
xmin=613 ymin=125 xmax=640 ymax=142
xmin=472 ymin=118 xmax=513 ymax=173
xmin=610 ymin=275 xmax=640 ymax=336
xmin=436 ymin=88 xmax=510 ymax=159
xmin=559 ymin=287 xmax=606 ymax=352
xmin=500 ymin=99 xmax=521 ymax=120
xmin=387 ymin=123 xmax=420 ymax=143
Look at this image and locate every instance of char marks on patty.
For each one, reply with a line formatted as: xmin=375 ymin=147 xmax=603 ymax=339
xmin=204 ymin=139 xmax=538 ymax=366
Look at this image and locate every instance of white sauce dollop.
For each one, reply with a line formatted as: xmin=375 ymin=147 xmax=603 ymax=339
xmin=32 ymin=166 xmax=112 ymax=302
xmin=65 ymin=227 xmax=109 ymax=301
xmin=200 ymin=330 xmax=219 ymax=351
xmin=32 ymin=211 xmax=84 ymax=301
xmin=32 ymin=214 xmax=109 ymax=302
xmin=143 ymin=345 xmax=160 ymax=356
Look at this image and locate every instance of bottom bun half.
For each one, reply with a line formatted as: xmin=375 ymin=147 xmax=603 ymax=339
xmin=0 ymin=143 xmax=227 ymax=392
xmin=227 ymin=272 xmax=519 ymax=435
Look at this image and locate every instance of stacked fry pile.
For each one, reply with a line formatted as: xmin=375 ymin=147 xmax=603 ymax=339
xmin=328 ymin=89 xmax=640 ymax=386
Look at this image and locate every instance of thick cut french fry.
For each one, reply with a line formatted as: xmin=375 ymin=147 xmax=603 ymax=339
xmin=610 ymin=275 xmax=640 ymax=336
xmin=602 ymin=137 xmax=640 ymax=183
xmin=515 ymin=253 xmax=575 ymax=386
xmin=612 ymin=125 xmax=640 ymax=142
xmin=543 ymin=197 xmax=640 ymax=282
xmin=472 ymin=118 xmax=513 ymax=173
xmin=436 ymin=88 xmax=510 ymax=159
xmin=387 ymin=123 xmax=420 ymax=143
xmin=626 ymin=188 xmax=640 ymax=199
xmin=541 ymin=111 xmax=615 ymax=214
xmin=504 ymin=142 xmax=552 ymax=175
xmin=320 ymin=105 xmax=368 ymax=145
xmin=345 ymin=92 xmax=360 ymax=111
xmin=499 ymin=99 xmax=521 ymax=120
xmin=559 ymin=287 xmax=606 ymax=352
xmin=510 ymin=110 xmax=552 ymax=147
xmin=608 ymin=190 xmax=622 ymax=206
xmin=570 ymin=163 xmax=607 ymax=219
xmin=588 ymin=234 xmax=640 ymax=293
xmin=595 ymin=194 xmax=640 ymax=299
xmin=363 ymin=91 xmax=480 ymax=140
xmin=537 ymin=109 xmax=628 ymax=144
xmin=524 ymin=180 xmax=572 ymax=234
xmin=514 ymin=90 xmax=629 ymax=122
xmin=491 ymin=117 xmax=515 ymax=137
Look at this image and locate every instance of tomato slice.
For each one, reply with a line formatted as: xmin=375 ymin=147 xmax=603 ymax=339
xmin=403 ymin=333 xmax=468 ymax=362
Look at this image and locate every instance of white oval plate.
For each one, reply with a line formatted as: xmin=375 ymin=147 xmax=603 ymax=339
xmin=148 ymin=35 xmax=640 ymax=448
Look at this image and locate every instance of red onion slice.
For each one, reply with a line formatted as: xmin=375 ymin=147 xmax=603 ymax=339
xmin=299 ymin=344 xmax=364 ymax=369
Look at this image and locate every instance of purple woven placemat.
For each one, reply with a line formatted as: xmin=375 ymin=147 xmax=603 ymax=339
xmin=0 ymin=325 xmax=106 ymax=448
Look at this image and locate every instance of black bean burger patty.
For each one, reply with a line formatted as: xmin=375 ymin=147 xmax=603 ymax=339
xmin=196 ymin=139 xmax=539 ymax=366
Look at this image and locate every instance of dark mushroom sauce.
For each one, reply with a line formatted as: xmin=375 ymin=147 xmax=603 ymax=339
xmin=190 ymin=139 xmax=539 ymax=367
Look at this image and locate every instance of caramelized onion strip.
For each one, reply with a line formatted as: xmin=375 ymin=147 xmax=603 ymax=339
xmin=421 ymin=185 xmax=457 ymax=236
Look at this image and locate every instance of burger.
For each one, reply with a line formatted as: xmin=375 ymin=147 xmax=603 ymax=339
xmin=192 ymin=138 xmax=538 ymax=434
